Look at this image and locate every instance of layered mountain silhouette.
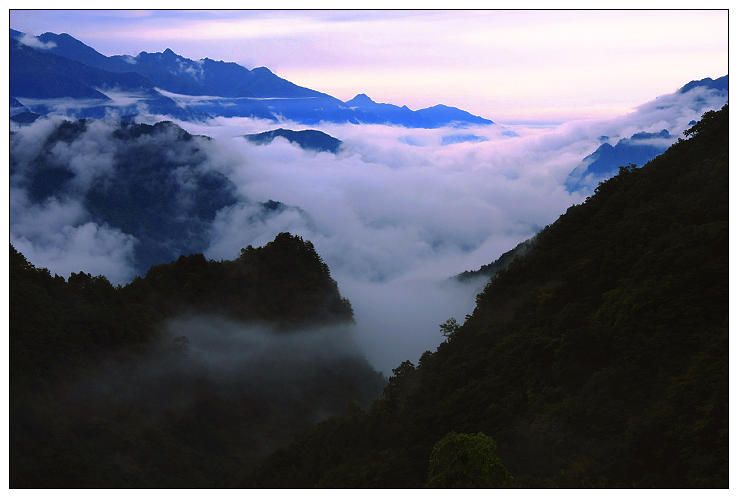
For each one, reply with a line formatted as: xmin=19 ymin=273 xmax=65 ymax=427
xmin=10 ymin=29 xmax=493 ymax=127
xmin=344 ymin=93 xmax=492 ymax=127
xmin=565 ymin=129 xmax=674 ymax=192
xmin=564 ymin=75 xmax=728 ymax=193
xmin=10 ymin=35 xmax=202 ymax=120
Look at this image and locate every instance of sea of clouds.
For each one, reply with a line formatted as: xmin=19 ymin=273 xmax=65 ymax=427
xmin=9 ymin=84 xmax=726 ymax=373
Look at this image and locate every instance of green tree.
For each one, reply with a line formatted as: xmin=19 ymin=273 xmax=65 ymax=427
xmin=427 ymin=432 xmax=514 ymax=488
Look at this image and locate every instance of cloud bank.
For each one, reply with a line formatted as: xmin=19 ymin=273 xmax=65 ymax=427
xmin=9 ymin=84 xmax=726 ymax=373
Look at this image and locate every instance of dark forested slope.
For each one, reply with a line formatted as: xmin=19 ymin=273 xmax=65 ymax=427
xmin=246 ymin=105 xmax=728 ymax=488
xmin=10 ymin=233 xmax=383 ymax=488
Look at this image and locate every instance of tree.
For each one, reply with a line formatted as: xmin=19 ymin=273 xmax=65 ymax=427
xmin=439 ymin=317 xmax=459 ymax=339
xmin=427 ymin=431 xmax=514 ymax=488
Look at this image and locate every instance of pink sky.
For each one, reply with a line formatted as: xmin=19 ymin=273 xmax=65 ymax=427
xmin=9 ymin=9 xmax=728 ymax=123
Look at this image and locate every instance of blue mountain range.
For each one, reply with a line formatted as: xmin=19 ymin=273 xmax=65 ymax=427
xmin=9 ymin=29 xmax=493 ymax=128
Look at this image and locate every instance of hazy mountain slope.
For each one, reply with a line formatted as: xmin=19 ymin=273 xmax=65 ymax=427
xmin=565 ymin=129 xmax=674 ymax=192
xmin=244 ymin=128 xmax=343 ymax=153
xmin=565 ymin=75 xmax=728 ymax=193
xmin=245 ymin=105 xmax=728 ymax=488
xmin=10 ymin=37 xmax=113 ymax=100
xmin=10 ymin=233 xmax=384 ymax=488
xmin=10 ymin=119 xmax=241 ymax=274
xmin=10 ymin=36 xmax=203 ymax=120
xmin=455 ymin=236 xmax=536 ymax=284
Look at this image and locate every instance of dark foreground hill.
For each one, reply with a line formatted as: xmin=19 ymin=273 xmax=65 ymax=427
xmin=10 ymin=233 xmax=384 ymax=488
xmin=245 ymin=105 xmax=728 ymax=488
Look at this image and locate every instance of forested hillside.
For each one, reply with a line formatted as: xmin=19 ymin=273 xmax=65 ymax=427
xmin=245 ymin=105 xmax=729 ymax=488
xmin=10 ymin=233 xmax=383 ymax=488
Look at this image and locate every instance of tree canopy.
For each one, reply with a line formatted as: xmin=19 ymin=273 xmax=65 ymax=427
xmin=10 ymin=232 xmax=380 ymax=488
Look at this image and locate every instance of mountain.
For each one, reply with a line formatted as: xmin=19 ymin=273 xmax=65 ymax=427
xmin=10 ymin=232 xmax=384 ymax=488
xmin=36 ymin=31 xmax=117 ymax=69
xmin=244 ymin=128 xmax=343 ymax=153
xmin=10 ymin=30 xmax=495 ymax=127
xmin=10 ymin=96 xmax=29 ymax=115
xmin=10 ymin=36 xmax=113 ymax=100
xmin=129 ymin=232 xmax=355 ymax=328
xmin=678 ymin=74 xmax=728 ymax=94
xmin=31 ymin=31 xmax=331 ymax=100
xmin=244 ymin=105 xmax=728 ymax=488
xmin=10 ymin=96 xmax=41 ymax=123
xmin=565 ymin=75 xmax=728 ymax=193
xmin=10 ymin=36 xmax=203 ymax=120
xmin=10 ymin=118 xmax=314 ymax=274
xmin=565 ymin=129 xmax=674 ymax=192
xmin=345 ymin=93 xmax=494 ymax=128
xmin=416 ymin=104 xmax=493 ymax=127
xmin=10 ymin=111 xmax=43 ymax=124
xmin=455 ymin=236 xmax=535 ymax=284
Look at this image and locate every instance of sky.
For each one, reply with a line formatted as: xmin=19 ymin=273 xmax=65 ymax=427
xmin=8 ymin=8 xmax=729 ymax=123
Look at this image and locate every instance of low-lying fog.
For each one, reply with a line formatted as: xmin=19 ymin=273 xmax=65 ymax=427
xmin=10 ymin=85 xmax=724 ymax=373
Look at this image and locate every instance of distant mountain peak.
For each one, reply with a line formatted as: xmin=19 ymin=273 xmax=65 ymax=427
xmin=678 ymin=75 xmax=728 ymax=94
xmin=346 ymin=93 xmax=375 ymax=106
xmin=243 ymin=128 xmax=343 ymax=154
xmin=251 ymin=66 xmax=274 ymax=74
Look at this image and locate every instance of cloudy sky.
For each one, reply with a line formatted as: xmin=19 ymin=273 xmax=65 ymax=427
xmin=9 ymin=8 xmax=728 ymax=123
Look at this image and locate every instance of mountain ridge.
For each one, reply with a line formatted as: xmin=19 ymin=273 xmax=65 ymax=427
xmin=10 ymin=29 xmax=494 ymax=127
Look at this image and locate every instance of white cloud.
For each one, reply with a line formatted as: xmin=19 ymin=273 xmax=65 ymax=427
xmin=166 ymin=119 xmax=589 ymax=371
xmin=10 ymin=189 xmax=137 ymax=285
xmin=46 ymin=119 xmax=118 ymax=192
xmin=18 ymin=33 xmax=56 ymax=50
xmin=170 ymin=86 xmax=723 ymax=371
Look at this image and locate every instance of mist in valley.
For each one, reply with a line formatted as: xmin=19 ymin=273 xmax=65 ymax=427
xmin=8 ymin=83 xmax=726 ymax=375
